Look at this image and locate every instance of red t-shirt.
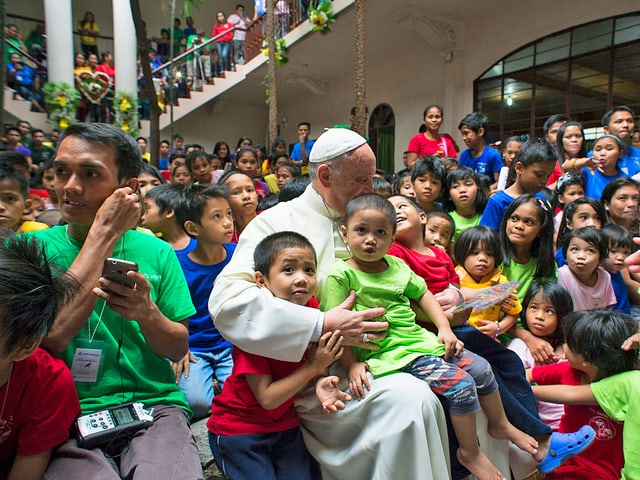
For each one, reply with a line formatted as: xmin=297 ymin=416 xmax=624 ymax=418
xmin=546 ymin=160 xmax=563 ymax=186
xmin=0 ymin=349 xmax=79 ymax=460
xmin=387 ymin=241 xmax=459 ymax=296
xmin=208 ymin=298 xmax=319 ymax=436
xmin=533 ymin=362 xmax=623 ymax=480
xmin=407 ymin=133 xmax=457 ymax=158
xmin=213 ymin=22 xmax=234 ymax=43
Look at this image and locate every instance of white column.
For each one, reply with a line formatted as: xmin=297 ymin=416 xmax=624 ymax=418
xmin=44 ymin=0 xmax=74 ymax=85
xmin=112 ymin=0 xmax=138 ymax=95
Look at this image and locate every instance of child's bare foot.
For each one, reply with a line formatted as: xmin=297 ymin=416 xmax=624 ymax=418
xmin=488 ymin=423 xmax=539 ymax=455
xmin=456 ymin=448 xmax=505 ymax=480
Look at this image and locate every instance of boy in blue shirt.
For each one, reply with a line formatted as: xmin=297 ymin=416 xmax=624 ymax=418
xmin=174 ymin=184 xmax=236 ymax=419
xmin=458 ymin=112 xmax=503 ymax=189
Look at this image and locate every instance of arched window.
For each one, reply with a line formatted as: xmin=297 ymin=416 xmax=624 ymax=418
xmin=368 ymin=103 xmax=395 ymax=174
xmin=474 ymin=13 xmax=640 ymax=140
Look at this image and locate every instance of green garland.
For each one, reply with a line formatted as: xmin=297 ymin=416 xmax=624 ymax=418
xmin=309 ymin=1 xmax=335 ymax=34
xmin=262 ymin=38 xmax=289 ymax=67
xmin=42 ymin=81 xmax=80 ymax=130
xmin=113 ymin=91 xmax=139 ymax=138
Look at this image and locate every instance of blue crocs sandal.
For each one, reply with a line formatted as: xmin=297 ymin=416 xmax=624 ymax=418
xmin=537 ymin=425 xmax=596 ymax=474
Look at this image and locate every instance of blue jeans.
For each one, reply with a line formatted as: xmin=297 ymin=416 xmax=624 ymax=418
xmin=216 ymin=42 xmax=231 ymax=73
xmin=178 ymin=347 xmax=233 ymax=420
xmin=209 ymin=428 xmax=319 ymax=480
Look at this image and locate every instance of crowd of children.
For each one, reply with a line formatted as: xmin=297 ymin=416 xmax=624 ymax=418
xmin=2 ymin=104 xmax=640 ymax=479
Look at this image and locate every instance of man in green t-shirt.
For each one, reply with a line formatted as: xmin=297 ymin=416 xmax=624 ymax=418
xmin=30 ymin=123 xmax=202 ymax=478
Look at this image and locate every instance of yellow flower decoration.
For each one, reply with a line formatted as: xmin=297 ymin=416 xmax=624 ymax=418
xmin=122 ymin=123 xmax=130 ymax=132
xmin=59 ymin=118 xmax=69 ymax=129
xmin=120 ymin=98 xmax=131 ymax=112
xmin=57 ymin=94 xmax=67 ymax=107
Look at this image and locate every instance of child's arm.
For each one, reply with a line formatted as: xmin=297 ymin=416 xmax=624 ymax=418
xmin=246 ymin=330 xmax=343 ymax=410
xmin=622 ymin=332 xmax=640 ymax=351
xmin=621 ymin=268 xmax=640 ymax=305
xmin=418 ymin=289 xmax=464 ymax=359
xmin=513 ymin=326 xmax=557 ymax=365
xmin=315 ymin=376 xmax=352 ymax=414
xmin=532 ymin=384 xmax=598 ymax=406
xmin=170 ymin=350 xmax=197 ymax=383
xmin=340 ymin=347 xmax=370 ymax=400
xmin=8 ymin=450 xmax=52 ymax=480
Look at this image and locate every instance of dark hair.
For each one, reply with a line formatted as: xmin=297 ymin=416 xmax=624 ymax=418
xmin=556 ymin=197 xmax=607 ymax=248
xmin=553 ymin=171 xmax=586 ymax=210
xmin=254 ymin=231 xmax=316 ymax=276
xmin=213 ymin=141 xmax=231 ymax=162
xmin=138 ymin=163 xmax=167 ymax=184
xmin=422 ymin=104 xmax=443 ymax=118
xmin=31 ymin=128 xmax=44 ymax=136
xmin=278 ymin=175 xmax=310 ymax=202
xmin=373 ymin=176 xmax=392 ymax=196
xmin=411 ymin=156 xmax=447 ymax=184
xmin=601 ymin=106 xmax=635 ymax=128
xmin=170 ymin=162 xmax=192 ymax=181
xmin=454 ymin=226 xmax=503 ymax=266
xmin=0 ymin=235 xmax=79 ymax=355
xmin=426 ymin=210 xmax=455 ymax=234
xmin=502 ymin=135 xmax=524 ymax=150
xmin=0 ymin=150 xmax=29 ymax=174
xmin=218 ymin=168 xmax=254 ymax=187
xmin=602 ymin=224 xmax=635 ymax=252
xmin=272 ymin=137 xmax=287 ymax=150
xmin=443 ymin=167 xmax=487 ymax=213
xmin=601 ymin=177 xmax=640 ymax=212
xmin=276 ymin=161 xmax=301 ymax=178
xmin=4 ymin=126 xmax=21 ymax=137
xmin=185 ymin=151 xmax=210 ymax=171
xmin=0 ymin=166 xmax=28 ymax=199
xmin=555 ymin=121 xmax=586 ymax=161
xmin=561 ymin=226 xmax=609 ymax=261
xmin=500 ymin=194 xmax=555 ymax=278
xmin=515 ymin=138 xmax=557 ymax=168
xmin=144 ymin=182 xmax=184 ymax=214
xmin=257 ymin=193 xmax=279 ymax=211
xmin=59 ymin=123 xmax=142 ymax=180
xmin=174 ymin=184 xmax=230 ymax=235
xmin=172 ymin=133 xmax=184 ymax=141
xmin=458 ymin=112 xmax=489 ymax=134
xmin=391 ymin=171 xmax=412 ymax=195
xmin=344 ymin=193 xmax=397 ymax=234
xmin=235 ymin=136 xmax=253 ymax=150
xmin=298 ymin=121 xmax=311 ymax=129
xmin=160 ymin=139 xmax=171 ymax=147
xmin=542 ymin=114 xmax=570 ymax=135
xmin=521 ymin=282 xmax=573 ymax=349
xmin=235 ymin=147 xmax=259 ymax=165
xmin=563 ymin=309 xmax=638 ymax=378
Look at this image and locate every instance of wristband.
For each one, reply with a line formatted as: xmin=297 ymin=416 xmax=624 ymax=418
xmin=448 ymin=285 xmax=465 ymax=305
xmin=495 ymin=322 xmax=501 ymax=338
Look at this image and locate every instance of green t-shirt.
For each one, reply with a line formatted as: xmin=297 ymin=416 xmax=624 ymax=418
xmin=320 ymin=255 xmax=444 ymax=376
xmin=591 ymin=370 xmax=640 ymax=480
xmin=449 ymin=211 xmax=481 ymax=243
xmin=29 ymin=227 xmax=196 ymax=414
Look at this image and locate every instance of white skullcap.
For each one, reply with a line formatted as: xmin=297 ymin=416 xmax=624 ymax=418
xmin=308 ymin=128 xmax=367 ymax=163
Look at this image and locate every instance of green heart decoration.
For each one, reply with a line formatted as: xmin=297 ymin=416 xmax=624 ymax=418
xmin=77 ymin=71 xmax=112 ymax=104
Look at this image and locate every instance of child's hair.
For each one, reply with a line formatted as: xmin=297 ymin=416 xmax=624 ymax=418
xmin=174 ymin=184 xmax=230 ymax=234
xmin=277 ymin=161 xmax=301 ymax=178
xmin=138 ymin=163 xmax=167 ymax=184
xmin=555 ymin=121 xmax=586 ymax=161
xmin=502 ymin=135 xmax=524 ymax=150
xmin=0 ymin=165 xmax=28 ymax=199
xmin=391 ymin=171 xmax=412 ymax=195
xmin=454 ymin=226 xmax=503 ymax=266
xmin=278 ymin=175 xmax=310 ymax=202
xmin=553 ymin=171 xmax=586 ymax=210
xmin=218 ymin=168 xmax=254 ymax=187
xmin=600 ymin=176 xmax=640 ymax=207
xmin=372 ymin=176 xmax=392 ymax=197
xmin=561 ymin=226 xmax=609 ymax=261
xmin=426 ymin=210 xmax=455 ymax=233
xmin=257 ymin=193 xmax=279 ymax=211
xmin=269 ymin=152 xmax=290 ymax=169
xmin=144 ymin=182 xmax=184 ymax=214
xmin=235 ymin=136 xmax=253 ymax=150
xmin=0 ymin=151 xmax=29 ymax=175
xmin=0 ymin=234 xmax=78 ymax=355
xmin=213 ymin=141 xmax=231 ymax=159
xmin=344 ymin=193 xmax=397 ymax=234
xmin=441 ymin=157 xmax=459 ymax=171
xmin=185 ymin=150 xmax=211 ymax=171
xmin=271 ymin=137 xmax=287 ymax=153
xmin=601 ymin=224 xmax=635 ymax=251
xmin=521 ymin=282 xmax=573 ymax=349
xmin=170 ymin=162 xmax=192 ymax=181
xmin=457 ymin=112 xmax=489 ymax=133
xmin=443 ymin=167 xmax=487 ymax=213
xmin=563 ymin=309 xmax=638 ymax=377
xmin=556 ymin=197 xmax=607 ymax=248
xmin=506 ymin=139 xmax=557 ymax=188
xmin=500 ymin=194 xmax=555 ymax=278
xmin=253 ymin=231 xmax=316 ymax=276
xmin=411 ymin=156 xmax=447 ymax=185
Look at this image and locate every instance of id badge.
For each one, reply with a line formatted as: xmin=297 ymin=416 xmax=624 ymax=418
xmin=71 ymin=340 xmax=106 ymax=382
